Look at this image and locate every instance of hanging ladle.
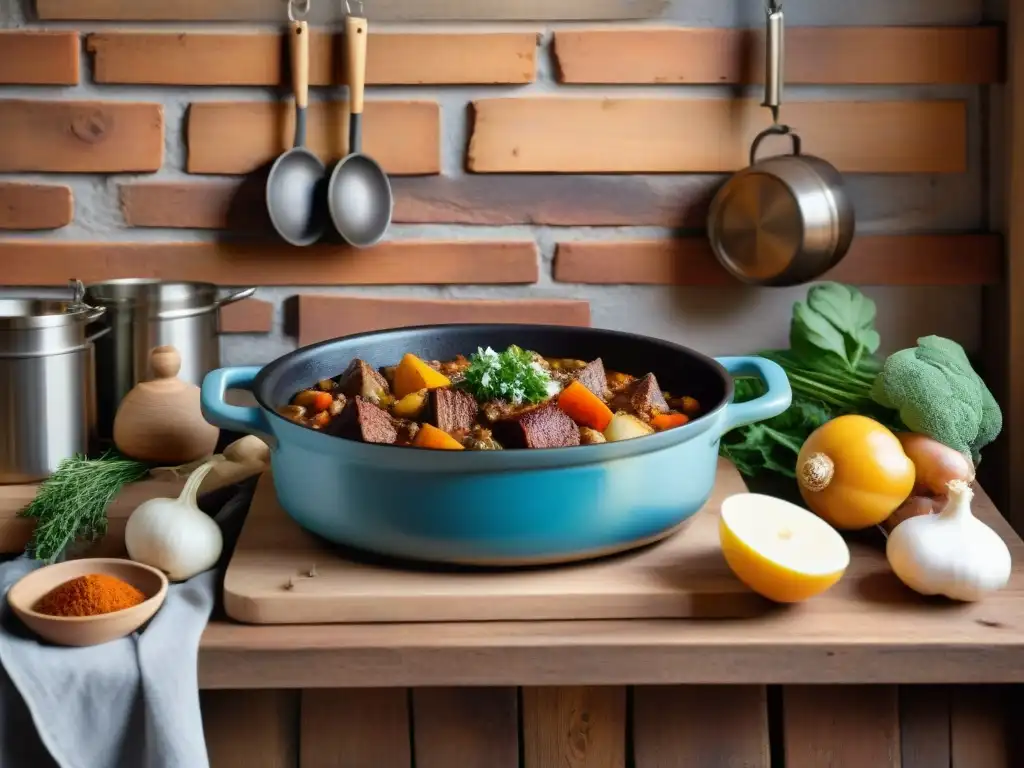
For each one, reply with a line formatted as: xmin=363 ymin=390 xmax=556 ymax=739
xmin=266 ymin=0 xmax=327 ymax=247
xmin=327 ymin=0 xmax=394 ymax=248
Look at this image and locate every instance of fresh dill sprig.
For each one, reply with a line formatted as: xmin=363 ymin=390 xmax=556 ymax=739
xmin=459 ymin=345 xmax=552 ymax=405
xmin=19 ymin=452 xmax=150 ymax=563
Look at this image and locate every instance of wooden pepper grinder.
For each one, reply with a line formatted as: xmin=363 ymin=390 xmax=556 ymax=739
xmin=113 ymin=345 xmax=219 ymax=464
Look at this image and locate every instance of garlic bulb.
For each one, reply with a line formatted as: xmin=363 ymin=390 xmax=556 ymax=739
xmin=125 ymin=458 xmax=224 ymax=582
xmin=886 ymin=479 xmax=1011 ymax=601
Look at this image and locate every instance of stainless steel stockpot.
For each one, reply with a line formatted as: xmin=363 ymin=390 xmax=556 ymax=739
xmin=0 ymin=297 xmax=107 ymax=483
xmin=84 ymin=280 xmax=256 ymax=442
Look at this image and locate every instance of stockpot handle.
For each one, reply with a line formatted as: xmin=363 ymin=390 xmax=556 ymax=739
xmin=715 ymin=356 xmax=792 ymax=435
xmin=201 ymin=366 xmax=275 ymax=446
xmin=750 ymin=124 xmax=802 ymax=165
xmin=215 ymin=287 xmax=257 ymax=308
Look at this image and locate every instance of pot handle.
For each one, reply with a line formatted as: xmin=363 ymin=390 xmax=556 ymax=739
xmin=85 ymin=325 xmax=111 ymax=344
xmin=715 ymin=356 xmax=792 ymax=435
xmin=215 ymin=287 xmax=257 ymax=308
xmin=750 ymin=124 xmax=802 ymax=165
xmin=201 ymin=366 xmax=275 ymax=445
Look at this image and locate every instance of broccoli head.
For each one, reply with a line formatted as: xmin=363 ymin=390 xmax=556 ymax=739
xmin=871 ymin=335 xmax=1002 ymax=464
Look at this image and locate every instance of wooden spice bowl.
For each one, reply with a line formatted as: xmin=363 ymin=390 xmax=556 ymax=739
xmin=7 ymin=558 xmax=169 ymax=647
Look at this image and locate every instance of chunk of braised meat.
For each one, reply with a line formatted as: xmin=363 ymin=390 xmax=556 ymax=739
xmin=572 ymin=358 xmax=610 ymax=400
xmin=459 ymin=425 xmax=503 ymax=451
xmin=606 ymin=371 xmax=636 ymax=394
xmin=337 ymin=359 xmax=390 ymax=404
xmin=579 ymin=426 xmax=607 ymax=445
xmin=438 ymin=355 xmax=471 ymax=377
xmin=391 ymin=418 xmax=420 ymax=446
xmin=327 ymin=397 xmax=397 ymax=444
xmin=494 ymin=403 xmax=581 ymax=449
xmin=611 ymin=373 xmax=670 ymax=418
xmin=429 ymin=388 xmax=479 ymax=433
xmin=481 ymin=399 xmax=541 ymax=424
xmin=670 ymin=395 xmax=701 ymax=416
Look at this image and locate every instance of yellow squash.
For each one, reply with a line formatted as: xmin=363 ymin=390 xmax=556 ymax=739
xmin=392 ymin=354 xmax=451 ymax=399
xmin=796 ymin=415 xmax=915 ymax=530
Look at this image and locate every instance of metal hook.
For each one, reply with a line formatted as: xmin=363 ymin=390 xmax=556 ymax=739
xmin=345 ymin=0 xmax=365 ymax=16
xmin=288 ymin=0 xmax=311 ymax=21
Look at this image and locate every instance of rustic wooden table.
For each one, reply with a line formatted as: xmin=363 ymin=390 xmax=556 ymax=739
xmin=192 ymin=481 xmax=1024 ymax=768
xmin=4 ymin=477 xmax=1022 ymax=766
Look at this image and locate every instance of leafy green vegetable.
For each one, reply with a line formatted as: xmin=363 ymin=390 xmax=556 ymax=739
xmin=720 ymin=283 xmax=900 ymax=478
xmin=19 ymin=452 xmax=150 ymax=563
xmin=871 ymin=335 xmax=1002 ymax=464
xmin=790 ymin=281 xmax=880 ymax=372
xmin=459 ymin=345 xmax=553 ymax=405
xmin=720 ymin=385 xmax=832 ymax=478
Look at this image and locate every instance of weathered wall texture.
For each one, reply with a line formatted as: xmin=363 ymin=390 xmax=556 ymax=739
xmin=0 ymin=0 xmax=998 ymax=368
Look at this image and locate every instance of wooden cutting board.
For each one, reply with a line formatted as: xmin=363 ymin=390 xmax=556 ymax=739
xmin=223 ymin=458 xmax=772 ymax=624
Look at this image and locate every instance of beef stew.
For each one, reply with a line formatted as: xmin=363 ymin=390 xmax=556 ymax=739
xmin=278 ymin=344 xmax=703 ymax=451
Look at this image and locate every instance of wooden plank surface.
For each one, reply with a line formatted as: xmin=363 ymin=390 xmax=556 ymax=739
xmin=0 ymin=101 xmax=163 ymax=173
xmin=553 ymin=235 xmax=1004 ymax=287
xmin=198 ymin=478 xmax=1024 ymax=689
xmin=187 ymin=101 xmax=438 ymax=175
xmin=40 ymin=0 xmax=668 ymax=21
xmin=300 ymin=689 xmax=411 ymax=768
xmin=0 ymin=183 xmax=73 ymax=230
xmin=219 ymin=299 xmax=274 ymax=334
xmin=555 ymin=26 xmax=1003 ymax=85
xmin=469 ymin=98 xmax=967 ymax=174
xmin=0 ymin=241 xmax=538 ymax=287
xmin=90 ymin=31 xmax=537 ymax=85
xmin=782 ymin=686 xmax=901 ymax=768
xmin=950 ymin=687 xmax=1012 ymax=767
xmin=0 ymin=31 xmax=80 ymax=85
xmin=297 ymin=295 xmax=591 ymax=346
xmin=1000 ymin=0 xmax=1024 ymax=534
xmin=411 ymin=688 xmax=518 ymax=768
xmin=633 ymin=686 xmax=769 ymax=768
xmin=222 ymin=461 xmax=767 ymax=624
xmin=0 ymin=477 xmax=183 ymax=556
xmin=899 ymin=686 xmax=951 ymax=768
xmin=522 ymin=686 xmax=626 ymax=768
xmin=202 ymin=689 xmax=298 ymax=768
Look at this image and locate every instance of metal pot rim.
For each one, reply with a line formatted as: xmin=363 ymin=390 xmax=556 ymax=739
xmin=0 ymin=300 xmax=104 ymax=331
xmin=84 ymin=280 xmax=256 ymax=319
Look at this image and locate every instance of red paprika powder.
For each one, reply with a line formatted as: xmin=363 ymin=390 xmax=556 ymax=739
xmin=34 ymin=574 xmax=146 ymax=617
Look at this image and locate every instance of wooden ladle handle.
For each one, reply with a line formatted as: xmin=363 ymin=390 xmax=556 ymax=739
xmin=346 ymin=15 xmax=367 ymax=116
xmin=150 ymin=345 xmax=182 ymax=380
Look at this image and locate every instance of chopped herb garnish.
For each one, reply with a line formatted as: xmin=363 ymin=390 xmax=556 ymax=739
xmin=459 ymin=345 xmax=553 ymax=405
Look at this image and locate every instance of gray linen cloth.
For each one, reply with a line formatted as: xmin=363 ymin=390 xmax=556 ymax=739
xmin=0 ymin=480 xmax=255 ymax=768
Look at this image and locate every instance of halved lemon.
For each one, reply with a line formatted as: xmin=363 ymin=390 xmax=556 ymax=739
xmin=719 ymin=493 xmax=850 ymax=603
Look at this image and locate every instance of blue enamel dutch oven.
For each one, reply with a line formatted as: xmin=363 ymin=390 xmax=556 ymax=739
xmin=201 ymin=325 xmax=791 ymax=566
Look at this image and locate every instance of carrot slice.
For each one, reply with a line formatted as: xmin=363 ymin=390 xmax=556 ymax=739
xmin=651 ymin=412 xmax=690 ymax=431
xmin=557 ymin=380 xmax=614 ymax=431
xmin=294 ymin=389 xmax=334 ymax=413
xmin=413 ymin=424 xmax=465 ymax=451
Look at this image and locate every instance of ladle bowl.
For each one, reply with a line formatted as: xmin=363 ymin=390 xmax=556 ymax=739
xmin=327 ymin=13 xmax=393 ymax=248
xmin=266 ymin=19 xmax=326 ymax=247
